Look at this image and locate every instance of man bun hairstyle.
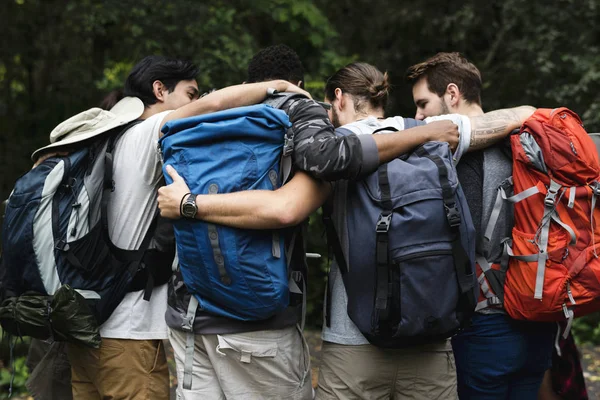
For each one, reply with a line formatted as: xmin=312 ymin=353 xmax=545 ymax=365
xmin=124 ymin=55 xmax=199 ymax=107
xmin=247 ymin=44 xmax=305 ymax=85
xmin=325 ymin=62 xmax=390 ymax=112
xmin=405 ymin=52 xmax=482 ymax=106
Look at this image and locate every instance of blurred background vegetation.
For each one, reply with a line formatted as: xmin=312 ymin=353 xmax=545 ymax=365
xmin=2 ymin=0 xmax=600 ymax=396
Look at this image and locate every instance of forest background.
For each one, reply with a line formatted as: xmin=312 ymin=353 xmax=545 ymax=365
xmin=2 ymin=0 xmax=600 ymax=396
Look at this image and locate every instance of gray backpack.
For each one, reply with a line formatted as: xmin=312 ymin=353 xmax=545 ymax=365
xmin=323 ymin=120 xmax=477 ymax=348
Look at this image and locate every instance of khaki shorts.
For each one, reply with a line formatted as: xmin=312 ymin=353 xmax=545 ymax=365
xmin=316 ymin=340 xmax=457 ymax=400
xmin=169 ymin=326 xmax=312 ymax=400
xmin=67 ymin=338 xmax=169 ymax=400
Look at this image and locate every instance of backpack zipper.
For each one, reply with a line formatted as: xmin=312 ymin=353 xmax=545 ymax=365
xmin=394 ymin=249 xmax=452 ymax=263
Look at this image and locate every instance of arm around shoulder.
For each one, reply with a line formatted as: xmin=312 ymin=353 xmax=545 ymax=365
xmin=158 ymin=80 xmax=307 ymax=134
xmin=468 ymin=105 xmax=536 ymax=151
xmin=196 ymin=171 xmax=331 ymax=229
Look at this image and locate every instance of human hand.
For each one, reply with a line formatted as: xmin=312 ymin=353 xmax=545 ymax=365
xmin=157 ymin=165 xmax=191 ymax=219
xmin=32 ymin=151 xmax=69 ymax=168
xmin=426 ymin=120 xmax=459 ymax=152
xmin=280 ymin=82 xmax=312 ymax=99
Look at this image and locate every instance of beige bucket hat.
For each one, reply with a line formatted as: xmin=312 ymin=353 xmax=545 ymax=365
xmin=31 ymin=96 xmax=145 ymax=161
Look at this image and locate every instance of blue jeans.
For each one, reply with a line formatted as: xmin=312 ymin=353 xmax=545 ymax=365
xmin=451 ymin=313 xmax=555 ymax=400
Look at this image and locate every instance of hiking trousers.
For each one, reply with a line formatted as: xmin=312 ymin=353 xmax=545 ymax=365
xmin=66 ymin=338 xmax=169 ymax=400
xmin=315 ymin=339 xmax=457 ymax=399
xmin=451 ymin=313 xmax=554 ymax=400
xmin=168 ymin=325 xmax=312 ymax=400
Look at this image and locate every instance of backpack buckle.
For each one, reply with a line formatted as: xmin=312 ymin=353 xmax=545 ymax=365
xmin=545 ymin=182 xmax=560 ymax=207
xmin=591 ymin=182 xmax=600 ymax=196
xmin=500 ymin=177 xmax=514 ymax=191
xmin=376 ymin=213 xmax=392 ymax=233
xmin=55 ymin=239 xmax=69 ymax=251
xmin=487 ymin=297 xmax=503 ymax=307
xmin=544 ymin=191 xmax=558 ymax=207
xmin=444 ymin=203 xmax=461 ymax=228
xmin=283 ymin=129 xmax=294 ymax=156
xmin=181 ymin=315 xmax=194 ymax=332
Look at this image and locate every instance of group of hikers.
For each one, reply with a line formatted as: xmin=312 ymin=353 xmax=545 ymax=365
xmin=0 ymin=44 xmax=595 ymax=400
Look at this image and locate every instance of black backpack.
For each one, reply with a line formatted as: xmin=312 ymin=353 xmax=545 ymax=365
xmin=0 ymin=121 xmax=174 ymax=347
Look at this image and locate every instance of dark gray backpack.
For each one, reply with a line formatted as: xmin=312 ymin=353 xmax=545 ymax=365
xmin=323 ymin=120 xmax=477 ymax=348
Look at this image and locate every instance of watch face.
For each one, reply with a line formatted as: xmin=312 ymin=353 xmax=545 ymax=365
xmin=182 ymin=202 xmax=196 ymax=217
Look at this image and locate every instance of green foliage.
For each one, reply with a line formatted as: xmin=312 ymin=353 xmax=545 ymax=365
xmin=3 ymin=0 xmax=600 ymax=339
xmin=0 ymin=0 xmax=342 ymax=203
xmin=0 ymin=356 xmax=29 ymax=399
xmin=573 ymin=314 xmax=600 ymax=345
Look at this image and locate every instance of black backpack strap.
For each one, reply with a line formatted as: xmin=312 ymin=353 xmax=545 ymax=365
xmin=127 ymin=210 xmax=160 ymax=300
xmin=99 ymin=119 xmax=165 ymax=299
xmin=321 ymin=197 xmax=347 ymax=328
xmin=263 ymin=91 xmax=306 ymax=110
xmin=373 ymin=164 xmax=393 ymax=328
xmin=414 ymin=147 xmax=476 ymax=318
xmin=101 ymin=120 xmax=144 ymax=240
xmin=264 ymin=92 xmax=308 ymax=184
xmin=372 ymin=126 xmax=399 ymax=134
xmin=321 ymin=198 xmax=347 ymax=275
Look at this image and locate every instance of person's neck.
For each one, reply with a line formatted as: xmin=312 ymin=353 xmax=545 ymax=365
xmin=354 ymin=108 xmax=384 ymax=122
xmin=139 ymin=103 xmax=165 ymax=120
xmin=454 ymin=103 xmax=484 ymax=117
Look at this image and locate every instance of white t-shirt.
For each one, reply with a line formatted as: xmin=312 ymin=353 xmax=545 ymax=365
xmin=424 ymin=114 xmax=472 ymax=163
xmin=100 ymin=110 xmax=172 ymax=340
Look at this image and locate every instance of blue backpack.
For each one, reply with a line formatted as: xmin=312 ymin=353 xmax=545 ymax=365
xmin=158 ymin=94 xmax=304 ymax=321
xmin=323 ymin=120 xmax=477 ymax=348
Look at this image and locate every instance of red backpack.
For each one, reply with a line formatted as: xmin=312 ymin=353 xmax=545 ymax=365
xmin=484 ymin=108 xmax=600 ymax=333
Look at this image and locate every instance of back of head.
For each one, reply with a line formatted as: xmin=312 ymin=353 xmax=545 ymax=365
xmin=99 ymin=89 xmax=124 ymax=110
xmin=406 ymin=52 xmax=482 ymax=106
xmin=247 ymin=45 xmax=305 ymax=85
xmin=324 ymin=62 xmax=390 ymax=112
xmin=124 ymin=55 xmax=199 ymax=107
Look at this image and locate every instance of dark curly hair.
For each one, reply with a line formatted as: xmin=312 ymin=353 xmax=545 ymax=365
xmin=246 ymin=45 xmax=305 ymax=86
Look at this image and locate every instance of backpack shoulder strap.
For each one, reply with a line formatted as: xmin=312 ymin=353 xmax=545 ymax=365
xmin=100 ymin=120 xmax=162 ymax=299
xmin=263 ymin=92 xmax=306 ymax=109
xmin=101 ymin=120 xmax=144 ymax=238
xmin=263 ymin=92 xmax=308 ymax=185
xmin=372 ymin=126 xmax=400 ymax=134
xmin=321 ymin=196 xmax=348 ymax=328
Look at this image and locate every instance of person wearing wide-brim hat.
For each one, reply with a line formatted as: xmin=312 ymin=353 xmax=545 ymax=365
xmin=31 ymin=96 xmax=145 ymax=164
xmin=52 ymin=55 xmax=306 ymax=400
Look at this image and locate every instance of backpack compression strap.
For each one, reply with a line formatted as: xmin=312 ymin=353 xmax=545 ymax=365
xmin=413 ymin=146 xmax=476 ymax=322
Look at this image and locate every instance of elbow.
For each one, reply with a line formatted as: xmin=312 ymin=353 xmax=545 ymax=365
xmin=275 ymin=209 xmax=303 ymax=228
xmin=273 ymin=201 xmax=304 ymax=227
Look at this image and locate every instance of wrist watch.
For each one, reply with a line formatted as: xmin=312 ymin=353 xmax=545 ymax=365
xmin=181 ymin=194 xmax=198 ymax=219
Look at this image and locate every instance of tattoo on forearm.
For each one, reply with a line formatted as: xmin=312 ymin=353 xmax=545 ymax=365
xmin=470 ymin=109 xmax=520 ymax=149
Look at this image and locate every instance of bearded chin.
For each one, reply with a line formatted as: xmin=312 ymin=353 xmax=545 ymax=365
xmin=331 ymin=106 xmax=341 ymax=128
xmin=440 ymin=100 xmax=451 ymax=115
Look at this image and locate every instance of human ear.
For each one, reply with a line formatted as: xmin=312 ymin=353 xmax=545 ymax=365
xmin=446 ymin=83 xmax=460 ymax=107
xmin=153 ymin=80 xmax=167 ymax=102
xmin=334 ymin=88 xmax=344 ymax=110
